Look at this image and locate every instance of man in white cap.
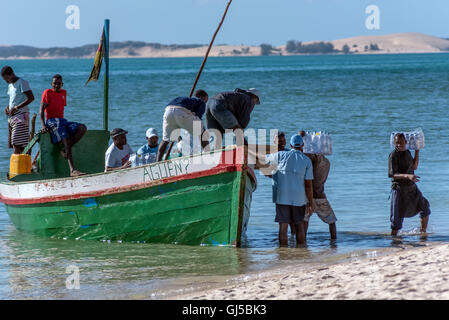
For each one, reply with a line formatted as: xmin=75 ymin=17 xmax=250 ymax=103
xmin=205 ymin=88 xmax=260 ymax=147
xmin=264 ymin=134 xmax=314 ymax=246
xmin=137 ymin=127 xmax=159 ymax=164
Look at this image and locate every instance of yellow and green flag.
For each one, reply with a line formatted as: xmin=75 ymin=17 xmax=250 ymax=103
xmin=86 ymin=28 xmax=105 ymax=85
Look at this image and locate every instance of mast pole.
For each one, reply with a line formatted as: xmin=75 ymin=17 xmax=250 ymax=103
xmin=103 ymin=19 xmax=110 ymax=131
xmin=189 ymin=0 xmax=232 ymax=97
xmin=164 ymin=0 xmax=233 ymax=160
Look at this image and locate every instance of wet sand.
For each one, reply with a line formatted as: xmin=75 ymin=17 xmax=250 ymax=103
xmin=168 ymin=242 xmax=449 ymax=300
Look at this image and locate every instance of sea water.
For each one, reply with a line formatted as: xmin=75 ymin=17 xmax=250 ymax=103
xmin=1 ymin=54 xmax=449 ymax=299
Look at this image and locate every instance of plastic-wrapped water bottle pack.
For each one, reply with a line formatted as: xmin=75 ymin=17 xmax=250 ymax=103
xmin=390 ymin=128 xmax=425 ymax=150
xmin=302 ymin=131 xmax=333 ymax=155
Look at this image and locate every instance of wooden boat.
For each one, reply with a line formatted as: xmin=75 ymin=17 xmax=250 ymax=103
xmin=0 ymin=14 xmax=260 ymax=247
xmin=0 ymin=133 xmax=256 ymax=246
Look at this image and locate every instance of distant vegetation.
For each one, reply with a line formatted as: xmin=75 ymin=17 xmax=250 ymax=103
xmin=260 ymin=44 xmax=281 ymax=56
xmin=286 ymin=40 xmax=337 ymax=54
xmin=0 ymin=42 xmax=205 ymax=58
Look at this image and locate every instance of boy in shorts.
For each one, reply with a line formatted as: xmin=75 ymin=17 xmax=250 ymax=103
xmin=1 ymin=66 xmax=35 ymax=154
xmin=40 ymin=74 xmax=87 ymax=177
xmin=298 ymin=130 xmax=337 ymax=240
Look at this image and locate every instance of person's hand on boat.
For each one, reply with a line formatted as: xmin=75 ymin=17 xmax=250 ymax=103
xmin=121 ymin=161 xmax=131 ymax=169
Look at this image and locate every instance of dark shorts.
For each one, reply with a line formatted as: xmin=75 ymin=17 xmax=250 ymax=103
xmin=205 ymin=99 xmax=239 ymax=134
xmin=275 ymin=204 xmax=306 ymax=224
xmin=390 ymin=184 xmax=431 ymax=231
xmin=46 ymin=118 xmax=82 ymax=144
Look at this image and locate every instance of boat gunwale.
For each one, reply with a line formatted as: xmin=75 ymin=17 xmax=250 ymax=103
xmin=1 ymin=145 xmax=239 ymax=186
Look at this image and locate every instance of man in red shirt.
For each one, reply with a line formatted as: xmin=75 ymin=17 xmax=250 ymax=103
xmin=40 ymin=74 xmax=87 ymax=177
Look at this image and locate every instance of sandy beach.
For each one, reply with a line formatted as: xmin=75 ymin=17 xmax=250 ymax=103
xmin=168 ymin=242 xmax=449 ymax=300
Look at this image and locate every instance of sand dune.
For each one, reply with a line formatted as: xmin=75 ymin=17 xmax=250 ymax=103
xmin=1 ymin=33 xmax=449 ymax=60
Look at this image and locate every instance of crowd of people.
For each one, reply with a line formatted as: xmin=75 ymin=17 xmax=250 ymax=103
xmin=1 ymin=65 xmax=431 ymax=245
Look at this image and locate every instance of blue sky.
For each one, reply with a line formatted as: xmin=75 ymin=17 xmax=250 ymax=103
xmin=0 ymin=0 xmax=448 ymax=47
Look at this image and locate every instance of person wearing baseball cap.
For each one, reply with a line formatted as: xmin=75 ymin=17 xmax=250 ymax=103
xmin=105 ymin=128 xmax=133 ymax=171
xmin=136 ymin=127 xmax=159 ymax=164
xmin=264 ymin=134 xmax=314 ymax=246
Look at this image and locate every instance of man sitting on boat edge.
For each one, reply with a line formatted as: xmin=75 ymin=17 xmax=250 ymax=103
xmin=40 ymin=74 xmax=87 ymax=177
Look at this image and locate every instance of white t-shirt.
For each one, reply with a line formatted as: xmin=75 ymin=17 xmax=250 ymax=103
xmin=7 ymin=78 xmax=32 ymax=116
xmin=105 ymin=143 xmax=133 ymax=170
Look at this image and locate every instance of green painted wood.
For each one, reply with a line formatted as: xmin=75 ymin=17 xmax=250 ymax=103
xmin=38 ymin=130 xmax=110 ymax=178
xmin=6 ymin=171 xmax=255 ymax=246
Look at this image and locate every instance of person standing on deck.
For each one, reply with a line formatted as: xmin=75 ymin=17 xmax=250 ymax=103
xmin=265 ymin=134 xmax=314 ymax=246
xmin=292 ymin=130 xmax=338 ymax=240
xmin=105 ymin=128 xmax=133 ymax=171
xmin=1 ymin=66 xmax=35 ymax=155
xmin=389 ymin=133 xmax=430 ymax=236
xmin=205 ymin=88 xmax=260 ymax=147
xmin=40 ymin=74 xmax=87 ymax=177
xmin=157 ymin=90 xmax=209 ymax=162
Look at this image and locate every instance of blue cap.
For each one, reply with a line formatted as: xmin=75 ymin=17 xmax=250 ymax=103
xmin=290 ymin=134 xmax=304 ymax=148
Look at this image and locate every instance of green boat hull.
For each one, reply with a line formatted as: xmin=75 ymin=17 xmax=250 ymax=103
xmin=5 ymin=170 xmax=255 ymax=247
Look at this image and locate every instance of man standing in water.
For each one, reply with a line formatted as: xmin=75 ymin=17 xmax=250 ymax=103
xmin=389 ymin=133 xmax=430 ymax=236
xmin=295 ymin=130 xmax=338 ymax=240
xmin=265 ymin=134 xmax=314 ymax=246
xmin=1 ymin=66 xmax=35 ymax=155
xmin=40 ymin=74 xmax=87 ymax=177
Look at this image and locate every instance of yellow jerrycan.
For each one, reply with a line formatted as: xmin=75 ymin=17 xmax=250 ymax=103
xmin=9 ymin=154 xmax=31 ymax=179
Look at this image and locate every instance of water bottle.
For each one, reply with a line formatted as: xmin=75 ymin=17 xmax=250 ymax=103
xmin=129 ymin=153 xmax=137 ymax=168
xmin=144 ymin=153 xmax=150 ymax=165
xmin=136 ymin=154 xmax=142 ymax=167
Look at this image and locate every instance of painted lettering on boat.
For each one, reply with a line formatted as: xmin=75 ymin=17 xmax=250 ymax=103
xmin=143 ymin=158 xmax=191 ymax=182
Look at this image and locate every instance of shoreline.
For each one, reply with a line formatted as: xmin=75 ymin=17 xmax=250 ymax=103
xmin=164 ymin=241 xmax=449 ymax=300
xmin=1 ymin=51 xmax=449 ymax=61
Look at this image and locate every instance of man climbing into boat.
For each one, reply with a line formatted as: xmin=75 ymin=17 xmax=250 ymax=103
xmin=1 ymin=66 xmax=35 ymax=155
xmin=264 ymin=134 xmax=314 ymax=246
xmin=205 ymin=88 xmax=260 ymax=147
xmin=105 ymin=128 xmax=133 ymax=171
xmin=40 ymin=74 xmax=87 ymax=177
xmin=156 ymin=90 xmax=209 ymax=162
xmin=389 ymin=133 xmax=430 ymax=236
xmin=137 ymin=127 xmax=159 ymax=164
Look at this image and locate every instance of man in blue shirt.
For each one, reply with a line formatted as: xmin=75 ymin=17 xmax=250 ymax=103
xmin=265 ymin=134 xmax=314 ymax=246
xmin=137 ymin=128 xmax=159 ymax=164
xmin=157 ymin=90 xmax=208 ymax=162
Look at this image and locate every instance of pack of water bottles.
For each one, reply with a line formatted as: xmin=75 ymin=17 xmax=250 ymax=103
xmin=302 ymin=131 xmax=333 ymax=155
xmin=390 ymin=128 xmax=425 ymax=150
xmin=129 ymin=152 xmax=157 ymax=168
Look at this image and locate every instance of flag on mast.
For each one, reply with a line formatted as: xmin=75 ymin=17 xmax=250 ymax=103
xmin=86 ymin=27 xmax=106 ymax=85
